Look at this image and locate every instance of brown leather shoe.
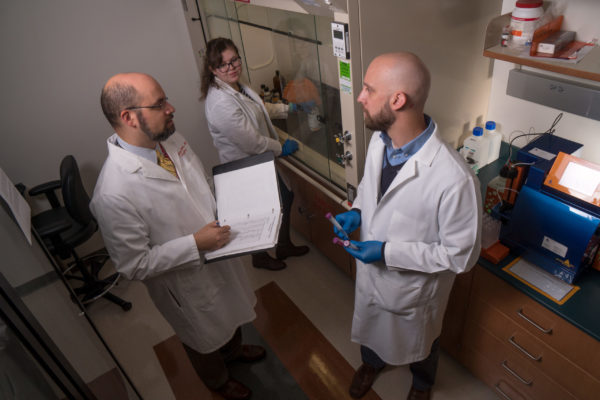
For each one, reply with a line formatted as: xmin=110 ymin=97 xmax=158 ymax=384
xmin=235 ymin=345 xmax=266 ymax=363
xmin=216 ymin=378 xmax=251 ymax=400
xmin=252 ymin=252 xmax=286 ymax=270
xmin=275 ymin=243 xmax=309 ymax=260
xmin=349 ymin=363 xmax=383 ymax=398
xmin=406 ymin=386 xmax=431 ymax=400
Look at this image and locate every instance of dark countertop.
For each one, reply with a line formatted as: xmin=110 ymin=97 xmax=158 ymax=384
xmin=478 ymin=255 xmax=600 ymax=341
xmin=476 ymin=143 xmax=600 ymax=342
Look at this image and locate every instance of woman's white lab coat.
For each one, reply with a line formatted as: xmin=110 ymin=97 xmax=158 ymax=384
xmin=90 ymin=132 xmax=256 ymax=354
xmin=205 ymin=77 xmax=288 ymax=163
xmin=351 ymin=126 xmax=481 ymax=365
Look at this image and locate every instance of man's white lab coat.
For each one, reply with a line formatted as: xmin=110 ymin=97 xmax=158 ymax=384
xmin=351 ymin=125 xmax=482 ymax=365
xmin=90 ymin=132 xmax=256 ymax=353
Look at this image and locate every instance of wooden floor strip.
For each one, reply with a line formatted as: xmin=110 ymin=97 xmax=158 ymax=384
xmin=154 ymin=281 xmax=381 ymax=400
xmin=154 ymin=335 xmax=221 ymax=400
xmin=253 ymin=281 xmax=381 ymax=400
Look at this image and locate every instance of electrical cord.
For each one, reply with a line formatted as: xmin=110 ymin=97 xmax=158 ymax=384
xmin=505 ymin=112 xmax=563 ymax=168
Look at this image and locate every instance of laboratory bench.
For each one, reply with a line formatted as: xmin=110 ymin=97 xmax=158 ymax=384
xmin=440 ymin=147 xmax=600 ymax=400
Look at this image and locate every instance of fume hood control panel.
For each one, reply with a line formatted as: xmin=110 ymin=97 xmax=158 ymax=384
xmin=331 ymin=22 xmax=349 ymax=59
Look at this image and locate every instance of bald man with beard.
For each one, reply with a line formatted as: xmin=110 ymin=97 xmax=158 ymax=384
xmin=91 ymin=73 xmax=264 ymax=400
xmin=333 ymin=53 xmax=482 ymax=399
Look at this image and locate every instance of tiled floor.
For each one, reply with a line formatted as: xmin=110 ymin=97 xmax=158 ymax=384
xmin=88 ymin=231 xmax=496 ymax=400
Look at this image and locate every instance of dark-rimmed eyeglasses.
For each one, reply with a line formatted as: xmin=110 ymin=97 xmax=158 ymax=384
xmin=125 ymin=97 xmax=169 ymax=111
xmin=216 ymin=56 xmax=242 ymax=73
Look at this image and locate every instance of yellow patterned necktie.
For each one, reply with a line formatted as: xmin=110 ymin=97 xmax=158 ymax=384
xmin=156 ymin=147 xmax=178 ymax=178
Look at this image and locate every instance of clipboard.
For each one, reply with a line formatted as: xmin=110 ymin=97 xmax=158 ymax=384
xmin=205 ymin=152 xmax=282 ymax=262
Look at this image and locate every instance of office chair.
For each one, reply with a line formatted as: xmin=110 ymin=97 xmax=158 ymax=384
xmin=29 ymin=155 xmax=132 ymax=311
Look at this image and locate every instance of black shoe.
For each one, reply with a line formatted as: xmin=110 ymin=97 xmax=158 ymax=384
xmin=234 ymin=345 xmax=266 ymax=363
xmin=252 ymin=252 xmax=286 ymax=270
xmin=349 ymin=363 xmax=383 ymax=398
xmin=216 ymin=378 xmax=252 ymax=400
xmin=407 ymin=386 xmax=431 ymax=400
xmin=275 ymin=244 xmax=309 ymax=260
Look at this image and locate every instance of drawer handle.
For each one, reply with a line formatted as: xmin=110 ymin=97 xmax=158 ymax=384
xmin=508 ymin=336 xmax=542 ymax=361
xmin=501 ymin=360 xmax=532 ymax=386
xmin=495 ymin=384 xmax=513 ymax=400
xmin=517 ymin=308 xmax=552 ymax=334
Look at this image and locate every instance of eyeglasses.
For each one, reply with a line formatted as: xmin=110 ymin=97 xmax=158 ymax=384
xmin=125 ymin=97 xmax=170 ymax=111
xmin=216 ymin=56 xmax=242 ymax=73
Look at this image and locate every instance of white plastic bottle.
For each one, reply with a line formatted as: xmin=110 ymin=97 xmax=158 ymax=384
xmin=460 ymin=127 xmax=489 ymax=171
xmin=508 ymin=0 xmax=544 ymax=52
xmin=485 ymin=121 xmax=502 ymax=165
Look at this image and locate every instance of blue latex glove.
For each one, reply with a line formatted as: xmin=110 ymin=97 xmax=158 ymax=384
xmin=334 ymin=210 xmax=361 ymax=239
xmin=280 ymin=139 xmax=299 ymax=156
xmin=288 ymin=100 xmax=316 ymax=113
xmin=298 ymin=100 xmax=316 ymax=112
xmin=344 ymin=240 xmax=384 ymax=263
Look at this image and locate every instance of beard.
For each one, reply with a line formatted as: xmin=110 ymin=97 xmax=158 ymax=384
xmin=364 ymin=102 xmax=395 ymax=132
xmin=137 ymin=112 xmax=175 ymax=142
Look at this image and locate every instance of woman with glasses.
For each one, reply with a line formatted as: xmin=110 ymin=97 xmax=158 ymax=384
xmin=201 ymin=37 xmax=308 ymax=271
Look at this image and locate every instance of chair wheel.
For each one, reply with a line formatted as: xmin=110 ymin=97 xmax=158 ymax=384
xmin=121 ymin=302 xmax=133 ymax=311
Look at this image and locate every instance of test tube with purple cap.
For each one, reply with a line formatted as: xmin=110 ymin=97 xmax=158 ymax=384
xmin=325 ymin=212 xmax=359 ymax=250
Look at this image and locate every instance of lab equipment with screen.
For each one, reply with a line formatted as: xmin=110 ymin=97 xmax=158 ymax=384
xmin=496 ymin=134 xmax=600 ymax=284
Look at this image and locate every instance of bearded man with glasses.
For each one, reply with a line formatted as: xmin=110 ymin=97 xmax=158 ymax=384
xmin=92 ymin=72 xmax=263 ymax=400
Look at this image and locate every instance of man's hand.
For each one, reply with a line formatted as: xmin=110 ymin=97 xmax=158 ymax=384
xmin=344 ymin=240 xmax=384 ymax=263
xmin=334 ymin=210 xmax=361 ymax=239
xmin=194 ymin=221 xmax=231 ymax=251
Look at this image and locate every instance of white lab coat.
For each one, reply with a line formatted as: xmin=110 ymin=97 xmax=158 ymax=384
xmin=205 ymin=77 xmax=289 ymax=164
xmin=90 ymin=132 xmax=256 ymax=353
xmin=351 ymin=125 xmax=482 ymax=365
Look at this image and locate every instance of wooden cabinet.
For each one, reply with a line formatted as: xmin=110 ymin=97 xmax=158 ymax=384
xmin=440 ymin=269 xmax=474 ymax=362
xmin=277 ymin=159 xmax=355 ymax=278
xmin=441 ymin=265 xmax=600 ymax=399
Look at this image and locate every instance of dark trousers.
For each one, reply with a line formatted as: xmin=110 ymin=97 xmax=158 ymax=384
xmin=277 ymin=174 xmax=294 ymax=246
xmin=361 ymin=337 xmax=440 ymax=391
xmin=182 ymin=327 xmax=243 ymax=390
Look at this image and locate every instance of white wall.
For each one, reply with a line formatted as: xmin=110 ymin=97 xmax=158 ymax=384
xmin=486 ymin=0 xmax=600 ymax=163
xmin=0 ymin=0 xmax=217 ymax=211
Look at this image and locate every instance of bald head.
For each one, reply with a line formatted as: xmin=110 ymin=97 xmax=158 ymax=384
xmin=369 ymin=52 xmax=430 ymax=111
xmin=100 ymin=73 xmax=158 ymax=128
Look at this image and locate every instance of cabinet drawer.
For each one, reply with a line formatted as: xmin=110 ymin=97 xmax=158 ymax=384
xmin=472 ymin=266 xmax=600 ymax=380
xmin=462 ymin=346 xmax=530 ymax=400
xmin=469 ymin=295 xmax=600 ymax=400
xmin=464 ymin=321 xmax=577 ymax=400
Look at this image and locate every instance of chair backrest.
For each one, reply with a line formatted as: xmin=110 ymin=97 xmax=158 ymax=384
xmin=60 ymin=155 xmax=95 ymax=228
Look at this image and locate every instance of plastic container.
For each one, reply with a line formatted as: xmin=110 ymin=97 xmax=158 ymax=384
xmin=485 ymin=121 xmax=502 ymax=165
xmin=263 ymin=86 xmax=272 ymax=102
xmin=460 ymin=127 xmax=490 ymax=171
xmin=508 ymin=0 xmax=543 ymax=51
xmin=307 ymin=107 xmax=321 ymax=131
xmin=481 ymin=212 xmax=502 ymax=249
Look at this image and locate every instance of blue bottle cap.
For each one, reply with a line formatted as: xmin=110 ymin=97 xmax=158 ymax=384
xmin=485 ymin=121 xmax=496 ymax=130
xmin=473 ymin=127 xmax=484 ymax=136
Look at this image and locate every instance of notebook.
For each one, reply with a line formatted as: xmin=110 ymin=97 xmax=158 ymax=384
xmin=205 ymin=152 xmax=282 ymax=262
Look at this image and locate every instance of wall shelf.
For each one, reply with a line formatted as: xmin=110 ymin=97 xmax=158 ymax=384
xmin=483 ymin=14 xmax=600 ymax=83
